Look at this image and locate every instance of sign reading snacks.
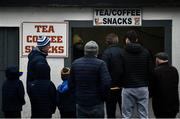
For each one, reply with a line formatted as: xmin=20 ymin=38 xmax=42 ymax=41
xmin=22 ymin=22 xmax=68 ymax=57
xmin=94 ymin=8 xmax=142 ymax=26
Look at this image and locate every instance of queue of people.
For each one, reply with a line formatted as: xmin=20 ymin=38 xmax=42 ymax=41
xmin=1 ymin=31 xmax=179 ymax=118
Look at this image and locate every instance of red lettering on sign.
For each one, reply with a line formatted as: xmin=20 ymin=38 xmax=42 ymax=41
xmin=35 ymin=25 xmax=55 ymax=33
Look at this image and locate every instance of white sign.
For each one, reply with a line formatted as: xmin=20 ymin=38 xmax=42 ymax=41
xmin=21 ymin=22 xmax=68 ymax=57
xmin=94 ymin=8 xmax=142 ymax=26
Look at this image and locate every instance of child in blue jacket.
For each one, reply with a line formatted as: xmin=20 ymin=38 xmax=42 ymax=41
xmin=57 ymin=67 xmax=76 ymax=118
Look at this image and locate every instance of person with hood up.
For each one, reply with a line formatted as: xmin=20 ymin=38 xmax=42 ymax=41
xmin=57 ymin=67 xmax=76 ymax=118
xmin=121 ymin=30 xmax=153 ymax=118
xmin=2 ymin=66 xmax=25 ymax=118
xmin=28 ymin=63 xmax=56 ymax=118
xmin=69 ymin=40 xmax=111 ymax=118
xmin=27 ymin=36 xmax=51 ymax=94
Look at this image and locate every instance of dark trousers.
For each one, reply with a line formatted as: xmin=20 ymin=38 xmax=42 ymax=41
xmin=31 ymin=112 xmax=52 ymax=118
xmin=154 ymin=112 xmax=177 ymax=118
xmin=76 ymin=103 xmax=104 ymax=118
xmin=4 ymin=111 xmax=21 ymax=118
xmin=105 ymin=89 xmax=122 ymax=118
xmin=60 ymin=111 xmax=76 ymax=118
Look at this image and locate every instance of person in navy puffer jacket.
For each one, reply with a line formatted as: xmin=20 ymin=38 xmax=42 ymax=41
xmin=57 ymin=67 xmax=76 ymax=118
xmin=69 ymin=40 xmax=111 ymax=118
xmin=29 ymin=63 xmax=56 ymax=118
xmin=2 ymin=66 xmax=25 ymax=118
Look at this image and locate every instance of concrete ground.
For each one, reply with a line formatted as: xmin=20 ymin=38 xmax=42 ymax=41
xmin=115 ymin=98 xmax=180 ymax=118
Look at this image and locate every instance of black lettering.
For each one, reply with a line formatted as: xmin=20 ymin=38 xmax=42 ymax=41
xmin=103 ymin=18 xmax=107 ymax=24
xmin=128 ymin=18 xmax=132 ymax=24
xmin=117 ymin=18 xmax=122 ymax=24
xmin=122 ymin=18 xmax=127 ymax=24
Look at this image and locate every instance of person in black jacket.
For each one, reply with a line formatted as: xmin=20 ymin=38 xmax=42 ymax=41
xmin=69 ymin=40 xmax=111 ymax=118
xmin=57 ymin=67 xmax=76 ymax=118
xmin=121 ymin=30 xmax=153 ymax=118
xmin=101 ymin=33 xmax=124 ymax=118
xmin=2 ymin=66 xmax=25 ymax=118
xmin=152 ymin=52 xmax=179 ymax=118
xmin=29 ymin=63 xmax=56 ymax=118
xmin=27 ymin=36 xmax=51 ymax=94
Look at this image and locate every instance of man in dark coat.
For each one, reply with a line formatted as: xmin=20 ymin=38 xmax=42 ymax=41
xmin=27 ymin=36 xmax=50 ymax=93
xmin=121 ymin=30 xmax=153 ymax=118
xmin=69 ymin=40 xmax=111 ymax=118
xmin=29 ymin=63 xmax=56 ymax=118
xmin=2 ymin=66 xmax=25 ymax=118
xmin=101 ymin=33 xmax=124 ymax=118
xmin=152 ymin=52 xmax=179 ymax=118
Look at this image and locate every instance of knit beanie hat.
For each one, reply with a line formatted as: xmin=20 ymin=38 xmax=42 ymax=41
xmin=37 ymin=36 xmax=50 ymax=48
xmin=84 ymin=40 xmax=99 ymax=57
xmin=155 ymin=52 xmax=169 ymax=61
xmin=61 ymin=67 xmax=70 ymax=79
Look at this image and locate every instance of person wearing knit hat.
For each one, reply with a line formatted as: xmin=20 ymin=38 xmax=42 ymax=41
xmin=152 ymin=52 xmax=179 ymax=118
xmin=69 ymin=40 xmax=111 ymax=118
xmin=26 ymin=36 xmax=51 ymax=95
xmin=57 ymin=67 xmax=76 ymax=118
xmin=84 ymin=40 xmax=99 ymax=57
xmin=37 ymin=36 xmax=51 ymax=54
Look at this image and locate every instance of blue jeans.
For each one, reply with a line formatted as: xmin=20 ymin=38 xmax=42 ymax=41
xmin=76 ymin=103 xmax=104 ymax=118
xmin=122 ymin=87 xmax=149 ymax=119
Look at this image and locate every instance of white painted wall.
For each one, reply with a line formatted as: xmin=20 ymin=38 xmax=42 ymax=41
xmin=0 ymin=7 xmax=180 ymax=117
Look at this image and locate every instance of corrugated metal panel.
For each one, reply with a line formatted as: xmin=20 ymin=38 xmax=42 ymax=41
xmin=0 ymin=27 xmax=19 ymax=117
xmin=0 ymin=0 xmax=180 ymax=7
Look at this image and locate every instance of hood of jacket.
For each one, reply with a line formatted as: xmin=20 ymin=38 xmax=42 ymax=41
xmin=28 ymin=47 xmax=47 ymax=61
xmin=5 ymin=66 xmax=20 ymax=80
xmin=125 ymin=43 xmax=143 ymax=54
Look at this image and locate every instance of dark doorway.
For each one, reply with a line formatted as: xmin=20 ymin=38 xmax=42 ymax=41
xmin=65 ymin=20 xmax=171 ymax=67
xmin=72 ymin=27 xmax=164 ymax=59
xmin=0 ymin=27 xmax=19 ymax=117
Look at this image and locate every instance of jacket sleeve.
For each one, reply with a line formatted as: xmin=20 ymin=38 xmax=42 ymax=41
xmin=101 ymin=51 xmax=111 ymax=70
xmin=49 ymin=82 xmax=57 ymax=114
xmin=99 ymin=61 xmax=111 ymax=100
xmin=68 ymin=65 xmax=75 ymax=92
xmin=17 ymin=80 xmax=26 ymax=105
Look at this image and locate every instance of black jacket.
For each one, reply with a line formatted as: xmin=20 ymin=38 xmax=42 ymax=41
xmin=152 ymin=62 xmax=179 ymax=114
xmin=57 ymin=79 xmax=76 ymax=113
xmin=2 ymin=67 xmax=25 ymax=112
xmin=29 ymin=63 xmax=56 ymax=115
xmin=27 ymin=47 xmax=50 ymax=92
xmin=69 ymin=56 xmax=111 ymax=106
xmin=101 ymin=45 xmax=124 ymax=87
xmin=122 ymin=43 xmax=153 ymax=88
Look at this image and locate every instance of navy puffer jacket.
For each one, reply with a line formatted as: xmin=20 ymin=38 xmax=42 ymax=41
xmin=69 ymin=56 xmax=111 ymax=106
